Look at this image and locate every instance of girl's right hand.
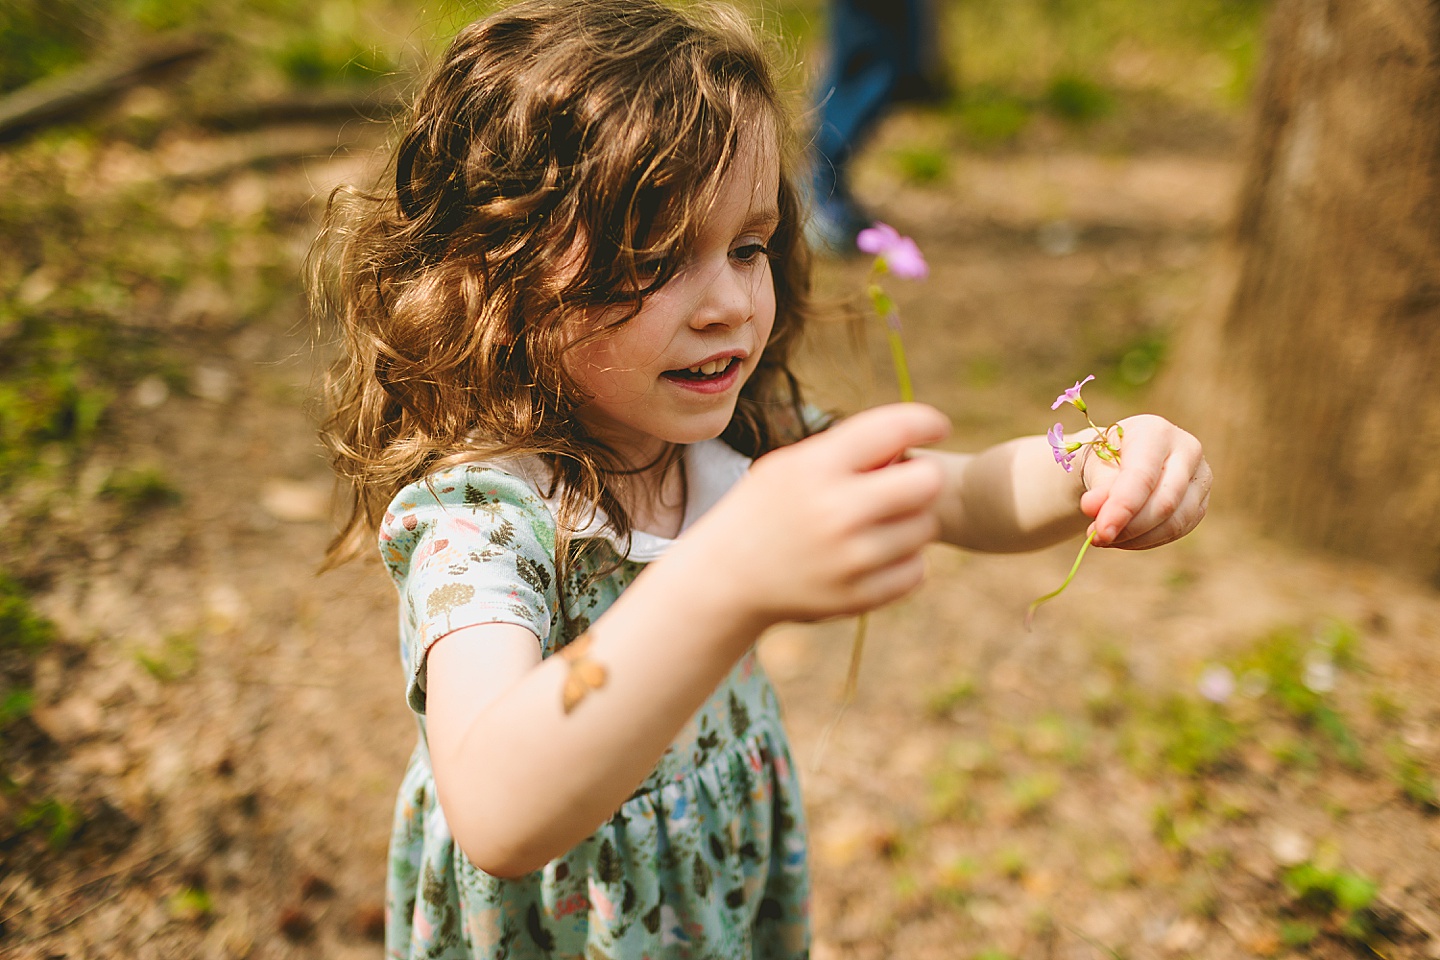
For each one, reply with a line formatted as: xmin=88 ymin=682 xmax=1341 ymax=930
xmin=672 ymin=403 xmax=950 ymax=630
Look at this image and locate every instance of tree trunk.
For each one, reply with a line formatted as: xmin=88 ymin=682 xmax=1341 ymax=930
xmin=1174 ymin=0 xmax=1440 ymax=583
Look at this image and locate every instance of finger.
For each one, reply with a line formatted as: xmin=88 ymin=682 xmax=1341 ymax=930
xmin=1106 ymin=458 xmax=1211 ymax=548
xmin=847 ymin=509 xmax=941 ymax=570
xmin=1089 ymin=427 xmax=1198 ymax=544
xmin=816 ymin=403 xmax=951 ymax=472
xmin=1099 ymin=449 xmax=1199 ymax=544
xmin=1106 ymin=471 xmax=1210 ymax=550
xmin=845 ymin=552 xmax=928 ymax=613
xmin=849 ymin=456 xmax=945 ymax=522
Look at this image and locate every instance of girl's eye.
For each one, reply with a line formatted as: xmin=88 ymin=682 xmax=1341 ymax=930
xmin=731 ymin=242 xmax=773 ymax=265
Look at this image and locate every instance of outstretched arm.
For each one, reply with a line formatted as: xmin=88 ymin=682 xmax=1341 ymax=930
xmin=917 ymin=414 xmax=1210 ymax=553
xmin=426 ymin=403 xmax=950 ymax=878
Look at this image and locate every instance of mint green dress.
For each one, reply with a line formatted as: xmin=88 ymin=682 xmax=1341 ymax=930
xmin=379 ymin=440 xmax=810 ymax=959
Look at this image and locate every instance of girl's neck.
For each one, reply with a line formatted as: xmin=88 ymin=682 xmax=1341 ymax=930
xmin=612 ymin=446 xmax=687 ymax=540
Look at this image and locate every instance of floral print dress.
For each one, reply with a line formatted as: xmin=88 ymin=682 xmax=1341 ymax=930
xmin=380 ymin=439 xmax=810 ymax=960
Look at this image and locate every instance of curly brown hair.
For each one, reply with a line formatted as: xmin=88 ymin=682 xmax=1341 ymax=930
xmin=312 ymin=0 xmax=815 ymax=575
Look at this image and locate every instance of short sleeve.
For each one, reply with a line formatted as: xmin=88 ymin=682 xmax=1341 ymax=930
xmin=801 ymin=402 xmax=835 ymax=434
xmin=380 ymin=465 xmax=560 ymax=713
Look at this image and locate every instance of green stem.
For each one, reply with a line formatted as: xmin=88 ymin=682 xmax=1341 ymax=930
xmin=1024 ymin=531 xmax=1096 ymax=630
xmin=886 ymin=329 xmax=915 ymax=402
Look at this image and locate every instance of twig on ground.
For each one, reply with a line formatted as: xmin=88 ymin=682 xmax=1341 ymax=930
xmin=0 ymin=34 xmax=212 ymax=143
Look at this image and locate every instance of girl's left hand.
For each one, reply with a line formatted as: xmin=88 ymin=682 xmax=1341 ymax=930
xmin=1080 ymin=414 xmax=1211 ymax=550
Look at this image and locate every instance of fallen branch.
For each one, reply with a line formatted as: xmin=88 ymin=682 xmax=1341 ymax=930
xmin=193 ymin=87 xmax=406 ymax=132
xmin=0 ymin=33 xmax=212 ymax=144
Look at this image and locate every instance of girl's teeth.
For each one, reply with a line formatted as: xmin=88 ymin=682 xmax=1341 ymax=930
xmin=687 ymin=359 xmax=727 ymax=375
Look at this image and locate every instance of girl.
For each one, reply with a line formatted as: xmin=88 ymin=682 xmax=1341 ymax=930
xmin=312 ymin=1 xmax=1211 ymax=957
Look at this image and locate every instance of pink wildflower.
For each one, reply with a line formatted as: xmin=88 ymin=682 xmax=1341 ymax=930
xmin=856 ymin=221 xmax=928 ymax=279
xmin=1047 ymin=422 xmax=1076 ymax=472
xmin=1051 ymin=374 xmax=1096 ymax=411
xmin=1197 ymin=664 xmax=1236 ymax=704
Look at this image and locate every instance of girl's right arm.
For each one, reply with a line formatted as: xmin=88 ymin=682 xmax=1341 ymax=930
xmin=425 ymin=403 xmax=949 ymax=878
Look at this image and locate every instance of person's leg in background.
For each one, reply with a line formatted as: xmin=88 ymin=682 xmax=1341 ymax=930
xmin=810 ymin=0 xmax=948 ymax=252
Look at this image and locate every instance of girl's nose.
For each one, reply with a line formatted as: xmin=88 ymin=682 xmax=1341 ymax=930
xmin=692 ymin=263 xmax=752 ymax=329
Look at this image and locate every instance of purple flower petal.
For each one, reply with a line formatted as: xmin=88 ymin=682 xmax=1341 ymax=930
xmin=1197 ymin=664 xmax=1235 ymax=704
xmin=885 ymin=237 xmax=929 ymax=279
xmin=1047 ymin=423 xmax=1075 ymax=471
xmin=1050 ymin=374 xmax=1096 ymax=411
xmin=856 ymin=222 xmax=900 ymax=256
xmin=857 ymin=222 xmax=928 ymax=278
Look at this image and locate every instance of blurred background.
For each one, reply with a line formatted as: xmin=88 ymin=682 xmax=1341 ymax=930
xmin=2 ymin=0 xmax=1439 ymax=957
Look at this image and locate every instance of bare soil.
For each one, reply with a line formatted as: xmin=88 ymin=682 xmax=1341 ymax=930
xmin=5 ymin=104 xmax=1440 ymax=960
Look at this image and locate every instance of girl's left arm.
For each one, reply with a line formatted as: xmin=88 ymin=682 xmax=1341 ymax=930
xmin=914 ymin=414 xmax=1211 ymax=553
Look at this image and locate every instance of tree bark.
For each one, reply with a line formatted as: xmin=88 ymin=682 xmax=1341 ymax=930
xmin=1173 ymin=0 xmax=1440 ymax=583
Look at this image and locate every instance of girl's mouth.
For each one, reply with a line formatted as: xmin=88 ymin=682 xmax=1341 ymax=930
xmin=660 ymin=356 xmax=742 ymax=393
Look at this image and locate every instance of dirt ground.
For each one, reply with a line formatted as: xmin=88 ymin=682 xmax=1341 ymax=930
xmin=5 ymin=99 xmax=1440 ymax=960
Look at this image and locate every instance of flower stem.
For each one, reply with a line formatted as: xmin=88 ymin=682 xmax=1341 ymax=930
xmin=886 ymin=329 xmax=915 ymax=402
xmin=1024 ymin=531 xmax=1097 ymax=630
xmin=814 ymin=612 xmax=868 ymax=771
xmin=842 ymin=612 xmax=868 ymax=703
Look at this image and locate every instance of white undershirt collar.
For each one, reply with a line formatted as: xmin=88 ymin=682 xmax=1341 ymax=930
xmin=500 ymin=439 xmax=751 ymax=562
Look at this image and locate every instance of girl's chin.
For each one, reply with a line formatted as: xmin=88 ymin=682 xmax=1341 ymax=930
xmin=579 ymin=411 xmax=735 ymax=457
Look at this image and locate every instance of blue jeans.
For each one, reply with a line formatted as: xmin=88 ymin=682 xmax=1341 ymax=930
xmin=812 ymin=0 xmax=944 ymax=208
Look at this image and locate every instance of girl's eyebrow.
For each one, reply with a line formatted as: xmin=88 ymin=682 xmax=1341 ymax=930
xmin=742 ymin=208 xmax=780 ymax=231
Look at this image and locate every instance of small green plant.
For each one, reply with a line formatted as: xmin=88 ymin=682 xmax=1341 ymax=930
xmin=134 ymin=630 xmax=199 ymax=682
xmin=925 ymin=674 xmax=978 ymax=718
xmin=891 ymin=870 xmax=920 ymax=902
xmin=973 ymin=949 xmax=1015 ymax=960
xmin=0 ymin=687 xmax=36 ymax=727
xmin=954 ymin=89 xmax=1032 ymax=145
xmin=1022 ymin=713 xmax=1090 ymax=765
xmin=1043 ymin=73 xmax=1114 ymax=124
xmin=1387 ymin=742 xmax=1439 ymax=811
xmin=1151 ymin=801 xmax=1207 ymax=855
xmin=0 ymin=573 xmax=54 ymax=651
xmin=1279 ymin=920 xmax=1319 ymax=948
xmin=1268 ymin=734 xmax=1320 ymax=771
xmin=1369 ymin=690 xmax=1403 ymax=725
xmin=1282 ymin=860 xmax=1378 ymax=941
xmin=169 ymin=886 xmax=215 ymax=921
xmin=935 ymin=855 xmax=981 ymax=906
xmin=895 ymin=146 xmax=949 ymax=185
xmin=100 ymin=465 xmax=181 ymax=511
xmin=1006 ymin=771 xmax=1059 ymax=819
xmin=1085 ymin=847 xmax=1135 ymax=888
xmin=17 ymin=795 xmax=82 ymax=849
xmin=994 ymin=845 xmax=1028 ymax=880
xmin=927 ymin=768 xmax=977 ymax=822
xmin=275 ymin=35 xmax=396 ymax=88
xmin=1113 ymin=330 xmax=1169 ymax=389
xmin=0 ymin=1 xmax=93 ymax=94
xmin=1232 ymin=625 xmax=1364 ymax=767
xmin=1156 ymin=695 xmax=1240 ymax=777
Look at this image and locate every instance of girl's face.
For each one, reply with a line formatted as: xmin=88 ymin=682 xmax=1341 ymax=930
xmin=566 ymin=136 xmax=779 ymax=465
